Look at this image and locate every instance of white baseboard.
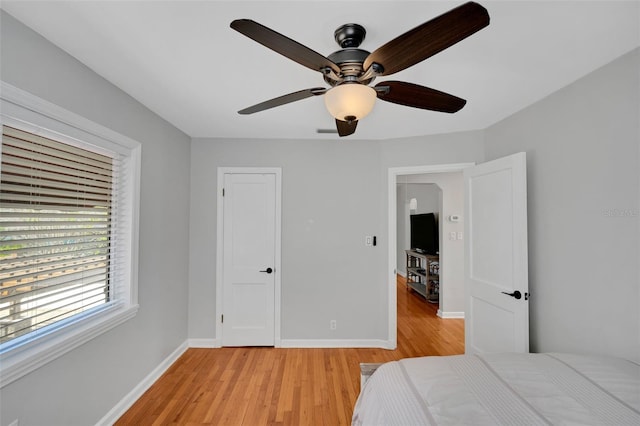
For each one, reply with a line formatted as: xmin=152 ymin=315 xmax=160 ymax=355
xmin=437 ymin=310 xmax=465 ymax=319
xmin=280 ymin=339 xmax=391 ymax=349
xmin=397 ymin=270 xmax=406 ymax=278
xmin=188 ymin=338 xmax=220 ymax=348
xmin=96 ymin=340 xmax=189 ymax=426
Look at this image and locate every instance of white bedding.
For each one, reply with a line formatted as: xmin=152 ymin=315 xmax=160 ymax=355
xmin=352 ymin=353 xmax=640 ymax=425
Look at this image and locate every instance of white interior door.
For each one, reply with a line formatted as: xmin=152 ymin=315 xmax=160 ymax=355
xmin=464 ymin=152 xmax=529 ymax=354
xmin=222 ymin=173 xmax=277 ymax=346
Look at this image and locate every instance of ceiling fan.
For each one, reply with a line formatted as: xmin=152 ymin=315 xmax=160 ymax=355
xmin=231 ymin=2 xmax=490 ymax=137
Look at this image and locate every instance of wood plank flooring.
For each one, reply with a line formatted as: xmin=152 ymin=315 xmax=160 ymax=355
xmin=115 ymin=276 xmax=464 ymax=425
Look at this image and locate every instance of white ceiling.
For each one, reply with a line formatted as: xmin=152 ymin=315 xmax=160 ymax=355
xmin=2 ymin=1 xmax=639 ymax=140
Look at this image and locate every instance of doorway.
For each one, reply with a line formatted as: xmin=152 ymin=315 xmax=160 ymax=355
xmin=397 ymin=180 xmax=442 ymax=305
xmin=216 ymin=167 xmax=282 ymax=347
xmin=387 ymin=163 xmax=473 ymax=349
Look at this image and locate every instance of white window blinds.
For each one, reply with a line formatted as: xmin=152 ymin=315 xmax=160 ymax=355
xmin=0 ymin=125 xmax=122 ymax=345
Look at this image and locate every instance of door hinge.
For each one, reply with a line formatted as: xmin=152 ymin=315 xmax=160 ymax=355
xmin=221 ymin=314 xmax=224 ymax=323
xmin=222 ymin=188 xmax=225 ymax=197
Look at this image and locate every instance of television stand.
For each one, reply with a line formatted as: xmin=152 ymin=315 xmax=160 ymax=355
xmin=405 ymin=250 xmax=439 ymax=303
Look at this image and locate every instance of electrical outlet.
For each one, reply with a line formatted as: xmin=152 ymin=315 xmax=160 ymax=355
xmin=457 ymin=232 xmax=463 ymax=240
xmin=365 ymin=236 xmax=372 ymax=246
xmin=330 ymin=320 xmax=337 ymax=330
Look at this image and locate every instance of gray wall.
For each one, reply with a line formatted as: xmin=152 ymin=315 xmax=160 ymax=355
xmin=485 ymin=48 xmax=640 ymax=362
xmin=190 ymin=139 xmax=383 ymax=340
xmin=0 ymin=11 xmax=191 ymax=425
xmin=188 ymin=132 xmax=485 ymax=342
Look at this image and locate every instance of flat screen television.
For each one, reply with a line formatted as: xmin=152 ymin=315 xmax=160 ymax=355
xmin=410 ymin=213 xmax=438 ymax=255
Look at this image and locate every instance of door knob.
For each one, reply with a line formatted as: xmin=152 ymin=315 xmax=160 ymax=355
xmin=260 ymin=267 xmax=273 ymax=274
xmin=501 ymin=290 xmax=522 ymax=299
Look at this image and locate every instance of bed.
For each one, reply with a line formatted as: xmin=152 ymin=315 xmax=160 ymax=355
xmin=352 ymin=353 xmax=640 ymax=425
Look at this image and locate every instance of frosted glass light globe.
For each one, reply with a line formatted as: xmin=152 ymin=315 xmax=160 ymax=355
xmin=324 ymin=84 xmax=376 ymax=121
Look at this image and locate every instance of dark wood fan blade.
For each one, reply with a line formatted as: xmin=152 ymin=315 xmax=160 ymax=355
xmin=231 ymin=19 xmax=340 ymax=74
xmin=336 ymin=119 xmax=358 ymax=137
xmin=375 ymin=81 xmax=466 ymax=113
xmin=363 ymin=2 xmax=489 ymax=76
xmin=238 ymin=88 xmax=326 ymax=115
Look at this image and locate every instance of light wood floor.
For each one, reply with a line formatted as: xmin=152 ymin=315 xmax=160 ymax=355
xmin=116 ymin=276 xmax=464 ymax=425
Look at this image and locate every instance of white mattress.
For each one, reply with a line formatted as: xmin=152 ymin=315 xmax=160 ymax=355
xmin=352 ymin=353 xmax=640 ymax=425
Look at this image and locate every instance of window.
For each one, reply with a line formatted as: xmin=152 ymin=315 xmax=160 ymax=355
xmin=1 ymin=126 xmax=115 ymax=343
xmin=0 ymin=82 xmax=140 ymax=387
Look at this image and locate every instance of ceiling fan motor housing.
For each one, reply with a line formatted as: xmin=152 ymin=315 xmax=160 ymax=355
xmin=325 ymin=48 xmax=372 ymax=86
xmin=324 ymin=24 xmax=375 ymax=86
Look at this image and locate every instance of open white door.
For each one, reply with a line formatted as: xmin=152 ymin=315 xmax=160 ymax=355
xmin=464 ymin=152 xmax=529 ymax=354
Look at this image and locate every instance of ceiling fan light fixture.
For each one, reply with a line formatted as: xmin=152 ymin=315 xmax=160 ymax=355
xmin=324 ymin=83 xmax=376 ymax=122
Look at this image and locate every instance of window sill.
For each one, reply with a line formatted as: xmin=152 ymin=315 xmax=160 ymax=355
xmin=0 ymin=304 xmax=138 ymax=388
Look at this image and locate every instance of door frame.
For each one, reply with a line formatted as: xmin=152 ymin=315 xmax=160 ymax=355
xmin=387 ymin=163 xmax=474 ymax=349
xmin=216 ymin=167 xmax=282 ymax=347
